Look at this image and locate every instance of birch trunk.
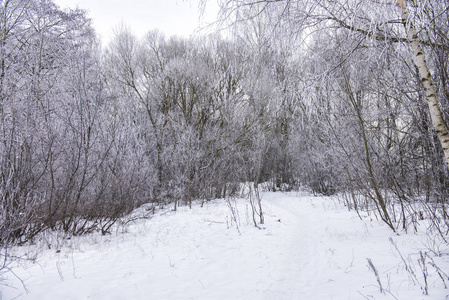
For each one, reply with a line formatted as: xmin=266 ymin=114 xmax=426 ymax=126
xmin=397 ymin=0 xmax=449 ymax=169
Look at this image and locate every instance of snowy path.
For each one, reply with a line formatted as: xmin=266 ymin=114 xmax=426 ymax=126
xmin=2 ymin=192 xmax=448 ymax=299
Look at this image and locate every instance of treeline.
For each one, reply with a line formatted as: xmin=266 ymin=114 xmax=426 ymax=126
xmin=1 ymin=0 xmax=448 ymax=247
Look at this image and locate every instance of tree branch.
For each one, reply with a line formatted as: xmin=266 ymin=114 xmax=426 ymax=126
xmin=328 ymin=16 xmax=449 ymax=51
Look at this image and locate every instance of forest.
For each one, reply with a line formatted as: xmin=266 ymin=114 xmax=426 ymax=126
xmin=0 ymin=0 xmax=448 ymax=257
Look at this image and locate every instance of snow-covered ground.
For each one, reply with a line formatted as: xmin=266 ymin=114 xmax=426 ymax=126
xmin=1 ymin=191 xmax=448 ymax=299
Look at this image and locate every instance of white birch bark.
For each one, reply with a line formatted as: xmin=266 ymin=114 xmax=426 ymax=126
xmin=397 ymin=0 xmax=449 ymax=169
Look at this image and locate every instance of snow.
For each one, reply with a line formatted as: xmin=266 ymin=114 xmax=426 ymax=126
xmin=2 ymin=191 xmax=449 ymax=299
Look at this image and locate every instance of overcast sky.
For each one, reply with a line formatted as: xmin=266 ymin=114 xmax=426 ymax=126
xmin=52 ymin=0 xmax=219 ymax=44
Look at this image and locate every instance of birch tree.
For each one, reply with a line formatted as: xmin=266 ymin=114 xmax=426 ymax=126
xmin=396 ymin=0 xmax=449 ymax=169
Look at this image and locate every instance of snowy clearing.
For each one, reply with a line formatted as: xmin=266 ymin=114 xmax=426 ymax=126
xmin=2 ymin=191 xmax=449 ymax=299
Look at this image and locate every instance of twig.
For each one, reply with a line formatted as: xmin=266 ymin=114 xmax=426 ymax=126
xmin=366 ymin=258 xmax=384 ymax=294
xmin=427 ymin=256 xmax=448 ymax=289
xmin=389 ymin=237 xmax=419 ymax=285
xmin=418 ymin=251 xmax=428 ymax=295
xmin=357 ymin=290 xmax=371 ymax=300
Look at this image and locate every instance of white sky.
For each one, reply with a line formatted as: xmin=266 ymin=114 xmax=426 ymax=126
xmin=52 ymin=0 xmax=219 ymax=45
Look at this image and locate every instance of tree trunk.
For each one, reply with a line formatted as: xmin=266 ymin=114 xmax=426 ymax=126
xmin=397 ymin=0 xmax=449 ymax=170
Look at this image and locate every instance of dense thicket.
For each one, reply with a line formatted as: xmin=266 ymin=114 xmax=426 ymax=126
xmin=1 ymin=0 xmax=448 ymax=250
xmin=214 ymin=0 xmax=449 ymax=234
